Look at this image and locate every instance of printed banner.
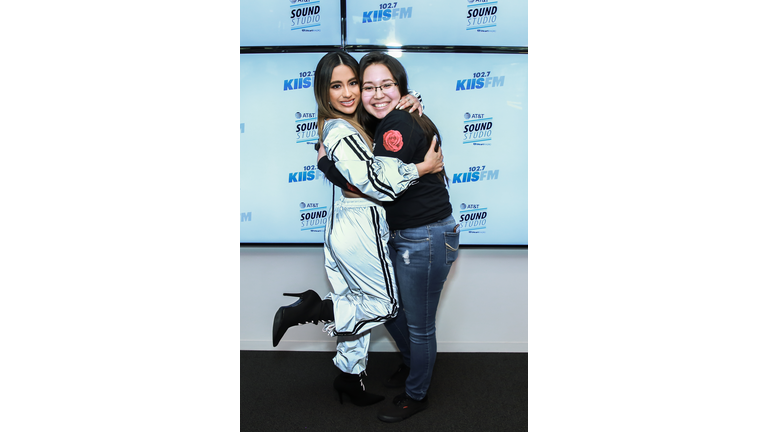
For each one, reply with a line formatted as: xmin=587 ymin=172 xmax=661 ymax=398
xmin=240 ymin=0 xmax=342 ymax=46
xmin=346 ymin=0 xmax=527 ymax=47
xmin=241 ymin=51 xmax=527 ymax=245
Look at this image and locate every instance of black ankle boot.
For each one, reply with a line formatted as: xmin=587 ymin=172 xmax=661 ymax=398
xmin=333 ymin=372 xmax=385 ymax=406
xmin=272 ymin=290 xmax=331 ymax=347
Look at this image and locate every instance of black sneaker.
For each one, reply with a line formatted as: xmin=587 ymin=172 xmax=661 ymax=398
xmin=377 ymin=392 xmax=428 ymax=423
xmin=384 ymin=363 xmax=410 ymax=388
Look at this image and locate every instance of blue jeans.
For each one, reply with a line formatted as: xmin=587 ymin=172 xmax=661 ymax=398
xmin=384 ymin=215 xmax=460 ymax=400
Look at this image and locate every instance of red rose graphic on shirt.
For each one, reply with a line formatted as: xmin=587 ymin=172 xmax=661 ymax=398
xmin=382 ymin=130 xmax=403 ymax=152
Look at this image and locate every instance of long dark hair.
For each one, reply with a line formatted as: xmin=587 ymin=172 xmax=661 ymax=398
xmin=314 ymin=51 xmax=372 ymax=150
xmin=358 ymin=51 xmax=449 ymax=186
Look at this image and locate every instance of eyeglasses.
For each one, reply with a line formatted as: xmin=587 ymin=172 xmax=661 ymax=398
xmin=361 ymin=82 xmax=398 ymax=94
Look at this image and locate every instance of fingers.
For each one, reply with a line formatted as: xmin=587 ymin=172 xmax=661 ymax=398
xmin=395 ymin=96 xmax=409 ymax=110
xmin=428 ymin=135 xmax=438 ymax=152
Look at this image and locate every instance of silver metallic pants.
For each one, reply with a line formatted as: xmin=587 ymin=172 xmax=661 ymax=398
xmin=323 ymin=196 xmax=398 ymax=374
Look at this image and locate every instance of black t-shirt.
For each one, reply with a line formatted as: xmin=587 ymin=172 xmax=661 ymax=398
xmin=319 ymin=109 xmax=452 ymax=230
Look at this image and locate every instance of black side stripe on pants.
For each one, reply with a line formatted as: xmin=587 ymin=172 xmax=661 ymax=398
xmin=334 ymin=207 xmax=397 ymax=336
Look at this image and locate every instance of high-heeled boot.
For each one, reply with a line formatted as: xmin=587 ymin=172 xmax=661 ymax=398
xmin=333 ymin=371 xmax=385 ymax=406
xmin=272 ymin=290 xmax=334 ymax=347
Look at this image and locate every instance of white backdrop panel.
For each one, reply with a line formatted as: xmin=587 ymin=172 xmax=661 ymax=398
xmin=346 ymin=0 xmax=527 ymax=47
xmin=241 ymin=51 xmax=527 ymax=245
xmin=240 ymin=52 xmax=332 ymax=244
xmin=240 ymin=0 xmax=342 ymax=46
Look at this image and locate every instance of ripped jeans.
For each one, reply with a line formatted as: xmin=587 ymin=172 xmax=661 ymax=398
xmin=384 ymin=215 xmax=460 ymax=401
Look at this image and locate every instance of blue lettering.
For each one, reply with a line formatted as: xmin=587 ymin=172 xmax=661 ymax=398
xmin=490 ymin=76 xmax=505 ymax=87
xmin=289 ymin=172 xmax=298 ymax=183
xmin=487 ymin=169 xmax=499 ymax=180
xmin=452 ymin=173 xmax=463 ymax=183
xmin=363 ymin=7 xmax=412 ymax=23
xmin=456 ymin=79 xmax=467 ymax=91
xmin=284 ymin=79 xmax=294 ymax=91
xmin=241 ymin=212 xmax=251 ymax=222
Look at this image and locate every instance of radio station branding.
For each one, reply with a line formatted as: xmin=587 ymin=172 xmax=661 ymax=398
xmin=456 ymin=70 xmax=505 ymax=91
xmin=290 ymin=0 xmax=322 ymax=31
xmin=289 ymin=164 xmax=322 ymax=184
xmin=451 ymin=165 xmax=499 ymax=184
xmin=284 ymin=69 xmax=314 ymax=91
xmin=362 ymin=3 xmax=413 ymax=23
xmin=466 ymin=0 xmax=498 ymax=32
xmin=295 ymin=111 xmax=319 ymax=145
xmin=463 ymin=112 xmax=493 ymax=146
xmin=299 ymin=201 xmax=327 ymax=232
xmin=459 ymin=202 xmax=488 ymax=233
xmin=241 ymin=211 xmax=252 ymax=222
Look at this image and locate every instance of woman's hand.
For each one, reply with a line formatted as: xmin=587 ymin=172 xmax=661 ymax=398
xmin=415 ymin=136 xmax=443 ymax=176
xmin=396 ymin=94 xmax=423 ymax=117
xmin=316 ymin=142 xmax=326 ymax=163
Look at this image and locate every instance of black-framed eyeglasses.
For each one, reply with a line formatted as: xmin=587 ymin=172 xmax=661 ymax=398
xmin=361 ymin=82 xmax=398 ymax=93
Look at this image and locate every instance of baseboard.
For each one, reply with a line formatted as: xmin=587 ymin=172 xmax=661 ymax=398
xmin=241 ymin=339 xmax=527 ymax=353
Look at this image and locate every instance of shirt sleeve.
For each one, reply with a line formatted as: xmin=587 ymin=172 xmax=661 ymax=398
xmin=322 ymin=119 xmax=419 ymax=202
xmin=372 ymin=110 xmax=422 ymax=164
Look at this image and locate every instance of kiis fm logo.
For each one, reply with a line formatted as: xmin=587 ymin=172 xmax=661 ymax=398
xmin=463 ymin=112 xmax=492 ymax=145
xmin=459 ymin=202 xmax=488 ymax=232
xmin=363 ymin=3 xmax=413 ymax=23
xmin=290 ymin=0 xmax=321 ymax=31
xmin=456 ymin=71 xmax=504 ymax=91
xmin=451 ymin=165 xmax=499 ymax=184
xmin=466 ymin=0 xmax=497 ymax=31
xmin=284 ymin=70 xmax=314 ymax=91
xmin=299 ymin=202 xmax=327 ymax=232
xmin=295 ymin=111 xmax=318 ymax=144
xmin=289 ymin=164 xmax=321 ymax=183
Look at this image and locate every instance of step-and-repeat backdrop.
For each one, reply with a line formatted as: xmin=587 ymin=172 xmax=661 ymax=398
xmin=240 ymin=0 xmax=527 ymax=245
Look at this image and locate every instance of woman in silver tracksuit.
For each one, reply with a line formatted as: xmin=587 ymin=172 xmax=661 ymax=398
xmin=320 ymin=52 xmax=458 ymax=423
xmin=271 ymin=50 xmax=443 ymax=407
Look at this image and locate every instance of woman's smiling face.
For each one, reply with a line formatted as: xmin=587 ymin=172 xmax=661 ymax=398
xmin=361 ymin=64 xmax=400 ymax=120
xmin=328 ymin=64 xmax=360 ymax=115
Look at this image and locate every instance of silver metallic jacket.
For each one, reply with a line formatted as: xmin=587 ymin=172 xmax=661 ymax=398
xmin=323 ymin=118 xmax=419 ymax=201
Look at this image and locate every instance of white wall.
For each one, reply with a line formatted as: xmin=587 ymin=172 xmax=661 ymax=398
xmin=240 ymin=246 xmax=527 ymax=352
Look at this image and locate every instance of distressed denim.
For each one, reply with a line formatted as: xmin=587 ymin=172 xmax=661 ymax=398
xmin=384 ymin=215 xmax=459 ymax=400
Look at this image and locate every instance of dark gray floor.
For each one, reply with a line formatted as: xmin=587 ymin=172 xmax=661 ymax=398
xmin=241 ymin=350 xmax=527 ymax=432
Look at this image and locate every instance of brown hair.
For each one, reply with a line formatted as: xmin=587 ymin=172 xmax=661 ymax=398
xmin=359 ymin=51 xmax=449 ymax=186
xmin=314 ymin=51 xmax=372 ymax=150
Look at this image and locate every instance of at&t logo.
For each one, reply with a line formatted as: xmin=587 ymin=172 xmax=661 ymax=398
xmin=459 ymin=202 xmax=488 ymax=232
xmin=466 ymin=0 xmax=497 ymax=31
xmin=290 ymin=0 xmax=321 ymax=31
xmin=295 ymin=111 xmax=318 ymax=144
xmin=300 ymin=202 xmax=327 ymax=232
xmin=463 ymin=112 xmax=493 ymax=145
